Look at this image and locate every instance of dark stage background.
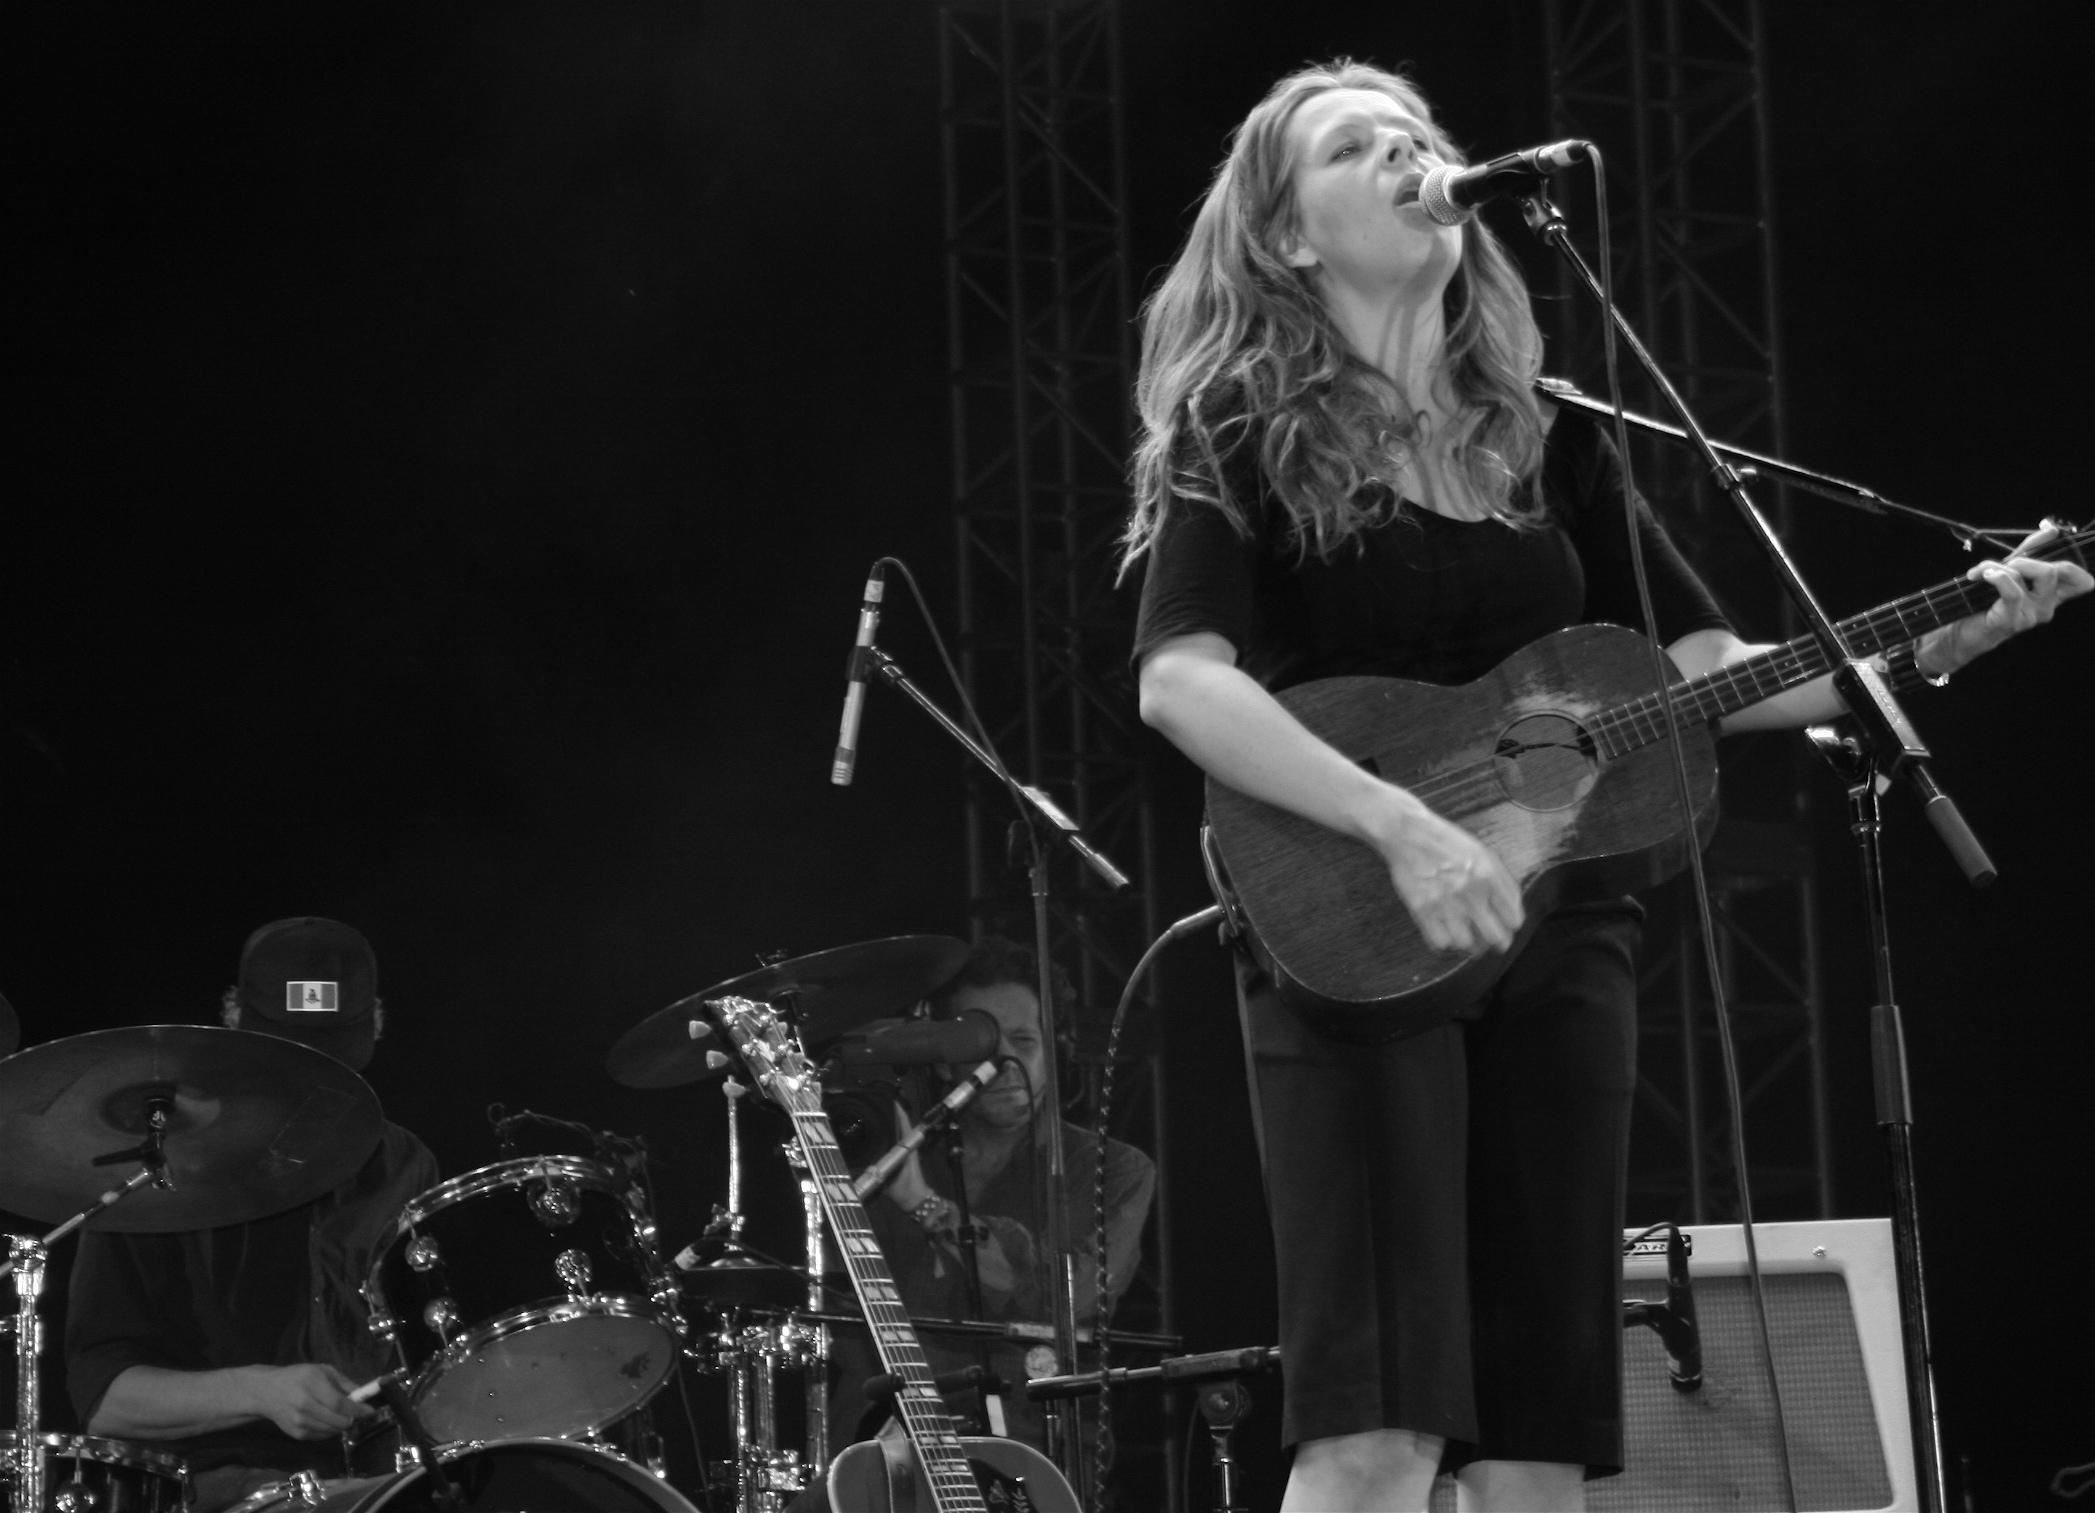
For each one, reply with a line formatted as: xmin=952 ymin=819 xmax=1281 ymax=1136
xmin=6 ymin=2 xmax=2088 ymax=1508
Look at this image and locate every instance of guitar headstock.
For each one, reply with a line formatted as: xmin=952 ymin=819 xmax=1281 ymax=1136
xmin=702 ymin=994 xmax=822 ymax=1116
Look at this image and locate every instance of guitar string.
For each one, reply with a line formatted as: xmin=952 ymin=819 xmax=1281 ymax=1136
xmin=786 ymin=1103 xmax=986 ymax=1496
xmin=1384 ymin=570 xmax=2009 ymax=817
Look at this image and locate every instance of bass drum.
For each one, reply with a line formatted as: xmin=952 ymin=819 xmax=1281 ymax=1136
xmin=226 ymin=1439 xmax=700 ymax=1513
xmin=0 ymin=1433 xmax=189 ymax=1513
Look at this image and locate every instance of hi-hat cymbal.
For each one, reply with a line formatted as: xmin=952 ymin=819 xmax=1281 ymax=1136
xmin=680 ymin=1250 xmax=808 ymax=1311
xmin=606 ymin=935 xmax=970 ymax=1089
xmin=0 ymin=1025 xmax=383 ymax=1232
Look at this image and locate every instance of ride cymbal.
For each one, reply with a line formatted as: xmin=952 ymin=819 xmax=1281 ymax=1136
xmin=0 ymin=1025 xmax=383 ymax=1231
xmin=606 ymin=934 xmax=970 ymax=1089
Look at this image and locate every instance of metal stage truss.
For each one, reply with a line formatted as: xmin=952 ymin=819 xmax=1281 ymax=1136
xmin=936 ymin=1 xmax=1171 ymax=1502
xmin=1545 ymin=0 xmax=1834 ymax=1223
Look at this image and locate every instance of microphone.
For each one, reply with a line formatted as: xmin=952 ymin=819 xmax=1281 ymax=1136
xmin=1662 ymin=1226 xmax=1702 ymax=1392
xmin=1418 ymin=140 xmax=1591 ymax=225
xmin=851 ymin=1057 xmax=1002 ymax=1200
xmin=830 ymin=563 xmax=887 ymax=786
xmin=836 ymin=1010 xmax=1001 ymax=1069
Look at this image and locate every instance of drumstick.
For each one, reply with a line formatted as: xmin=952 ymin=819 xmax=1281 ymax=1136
xmin=349 ymin=1377 xmax=388 ymax=1404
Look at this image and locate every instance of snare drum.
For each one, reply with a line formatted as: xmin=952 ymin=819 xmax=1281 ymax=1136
xmin=1 ymin=1433 xmax=189 ymax=1513
xmin=224 ymin=1439 xmax=698 ymax=1513
xmin=364 ymin=1156 xmax=682 ymax=1442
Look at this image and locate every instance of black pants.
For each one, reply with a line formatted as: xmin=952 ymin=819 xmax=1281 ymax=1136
xmin=1238 ymin=904 xmax=1640 ymax=1475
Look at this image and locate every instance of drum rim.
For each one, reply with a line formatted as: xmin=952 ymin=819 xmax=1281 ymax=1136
xmin=386 ymin=1155 xmax=640 ymax=1235
xmin=424 ymin=1435 xmax=659 ymax=1470
xmin=0 ymin=1431 xmax=191 ymax=1480
xmin=405 ymin=1296 xmax=682 ymax=1438
xmin=222 ymin=1440 xmax=685 ymax=1513
xmin=363 ymin=1157 xmax=675 ymax=1340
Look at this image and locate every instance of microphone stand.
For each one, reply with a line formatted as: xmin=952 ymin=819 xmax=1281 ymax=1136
xmin=1806 ymin=724 xmax=1948 ymax=1511
xmin=1533 ymin=380 xmax=2016 ymax=546
xmin=1521 ymin=187 xmax=1965 ymax=1512
xmin=857 ymin=642 xmax=1132 ymax=1492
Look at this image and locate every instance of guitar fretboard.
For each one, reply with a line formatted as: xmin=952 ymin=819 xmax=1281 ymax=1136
xmin=1585 ymin=527 xmax=2088 ymax=757
xmin=780 ymin=1090 xmax=989 ymax=1512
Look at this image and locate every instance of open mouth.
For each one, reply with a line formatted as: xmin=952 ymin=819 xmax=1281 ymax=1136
xmin=1394 ymin=171 xmax=1424 ymax=208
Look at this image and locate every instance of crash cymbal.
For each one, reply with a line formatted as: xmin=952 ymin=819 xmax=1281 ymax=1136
xmin=0 ymin=1025 xmax=383 ymax=1231
xmin=606 ymin=934 xmax=970 ymax=1089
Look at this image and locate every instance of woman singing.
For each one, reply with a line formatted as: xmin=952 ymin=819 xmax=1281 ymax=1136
xmin=1125 ymin=60 xmax=2086 ymax=1513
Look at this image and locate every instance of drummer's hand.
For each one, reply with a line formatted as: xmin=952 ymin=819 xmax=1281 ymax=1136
xmin=1921 ymin=525 xmax=2093 ymax=676
xmin=1373 ymin=797 xmax=1523 ymax=956
xmin=243 ymin=1364 xmax=368 ymax=1440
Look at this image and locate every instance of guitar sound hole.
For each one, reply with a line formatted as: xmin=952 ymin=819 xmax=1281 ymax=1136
xmin=1491 ymin=713 xmax=1598 ymax=811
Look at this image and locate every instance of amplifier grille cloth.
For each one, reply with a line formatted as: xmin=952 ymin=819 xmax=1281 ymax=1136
xmin=1426 ymin=1272 xmax=1894 ymax=1512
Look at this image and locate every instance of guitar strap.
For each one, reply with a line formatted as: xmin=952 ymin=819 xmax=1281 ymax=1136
xmin=878 ymin=1420 xmax=919 ymax=1511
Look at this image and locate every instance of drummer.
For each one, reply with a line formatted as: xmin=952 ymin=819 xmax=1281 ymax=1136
xmin=832 ymin=936 xmax=1157 ymax=1455
xmin=64 ymin=918 xmax=440 ymax=1513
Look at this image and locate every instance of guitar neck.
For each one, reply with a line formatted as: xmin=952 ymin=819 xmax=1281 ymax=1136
xmin=785 ymin=1103 xmax=989 ymax=1513
xmin=1595 ymin=526 xmax=2089 ymax=751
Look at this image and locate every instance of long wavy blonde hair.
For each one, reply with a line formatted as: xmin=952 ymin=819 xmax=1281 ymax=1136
xmin=1121 ymin=61 xmax=1547 ymax=566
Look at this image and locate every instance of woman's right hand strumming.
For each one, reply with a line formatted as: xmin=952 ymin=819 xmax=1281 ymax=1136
xmin=1139 ymin=632 xmax=1525 ymax=956
xmin=1364 ymin=794 xmax=1524 ymax=956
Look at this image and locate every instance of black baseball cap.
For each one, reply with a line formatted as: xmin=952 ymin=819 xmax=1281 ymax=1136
xmin=233 ymin=917 xmax=379 ymax=1068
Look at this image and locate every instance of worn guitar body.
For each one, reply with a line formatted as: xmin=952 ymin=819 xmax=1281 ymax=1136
xmin=1207 ymin=624 xmax=1718 ymax=1041
xmin=1202 ymin=518 xmax=2092 ymax=1042
xmin=827 ymin=1435 xmax=1082 ymax=1513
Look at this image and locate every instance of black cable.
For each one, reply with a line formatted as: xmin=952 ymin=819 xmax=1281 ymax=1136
xmin=1586 ymin=147 xmax=1799 ymax=1513
xmin=1086 ymin=905 xmax=1223 ymax=1513
xmin=1178 ymin=1392 xmax=1201 ymax=1513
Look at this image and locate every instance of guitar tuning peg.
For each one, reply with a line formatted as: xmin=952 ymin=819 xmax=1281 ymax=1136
xmin=687 ymin=1020 xmax=712 ymax=1040
xmin=705 ymin=1050 xmax=732 ymax=1071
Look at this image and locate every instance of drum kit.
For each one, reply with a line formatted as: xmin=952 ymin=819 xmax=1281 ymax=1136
xmin=3 ymin=933 xmax=1134 ymax=1513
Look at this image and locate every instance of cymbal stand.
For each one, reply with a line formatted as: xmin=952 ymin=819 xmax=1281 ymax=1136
xmin=695 ymin=1069 xmax=828 ymax=1513
xmin=797 ymin=1139 xmax=830 ymax=1486
xmin=6 ymin=1095 xmax=173 ymax=1513
xmin=713 ymin=1076 xmax=801 ymax=1513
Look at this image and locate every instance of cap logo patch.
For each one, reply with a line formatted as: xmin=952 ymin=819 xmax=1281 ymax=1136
xmin=287 ymin=981 xmax=339 ymax=1014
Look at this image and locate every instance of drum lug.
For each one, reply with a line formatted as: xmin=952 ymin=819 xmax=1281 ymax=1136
xmin=529 ymin=1176 xmax=582 ymax=1228
xmin=404 ymin=1235 xmax=441 ymax=1273
xmin=361 ymin=1280 xmax=396 ymax=1341
xmin=422 ymin=1297 xmax=459 ymax=1342
xmin=553 ymin=1248 xmax=593 ymax=1298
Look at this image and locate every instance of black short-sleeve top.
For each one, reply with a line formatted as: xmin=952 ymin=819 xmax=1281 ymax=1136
xmin=1133 ymin=403 xmax=1730 ymax=691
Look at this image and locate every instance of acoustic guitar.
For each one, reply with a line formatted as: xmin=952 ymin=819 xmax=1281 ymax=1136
xmin=1204 ymin=521 xmax=2091 ymax=1041
xmin=701 ymin=994 xmax=1081 ymax=1513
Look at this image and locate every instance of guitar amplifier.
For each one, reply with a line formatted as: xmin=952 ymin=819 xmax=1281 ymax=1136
xmin=1429 ymin=1218 xmax=1917 ymax=1513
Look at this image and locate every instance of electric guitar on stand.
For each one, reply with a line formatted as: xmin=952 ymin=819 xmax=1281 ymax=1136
xmin=1204 ymin=519 xmax=2092 ymax=1041
xmin=700 ymin=994 xmax=1081 ymax=1513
